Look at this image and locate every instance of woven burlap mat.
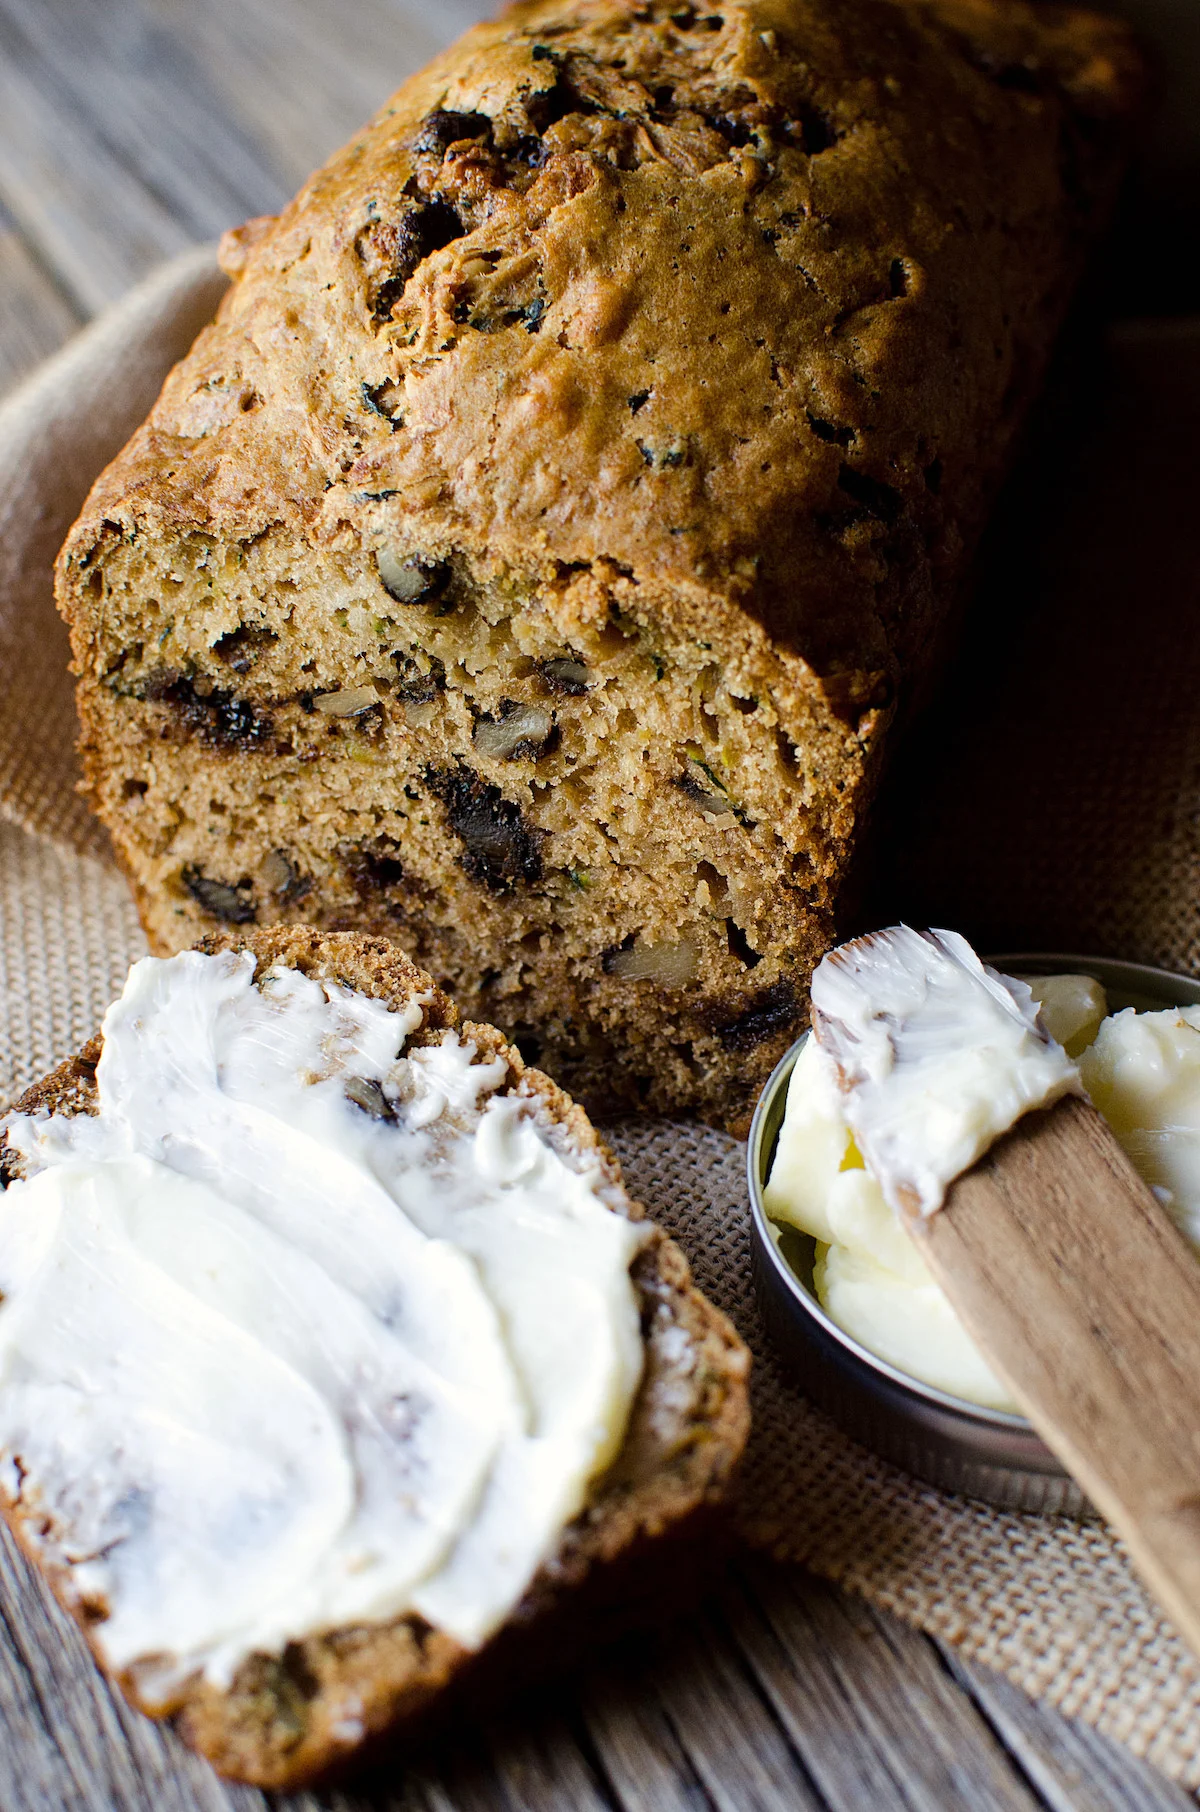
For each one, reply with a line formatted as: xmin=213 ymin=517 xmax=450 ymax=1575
xmin=4 ymin=254 xmax=1200 ymax=1784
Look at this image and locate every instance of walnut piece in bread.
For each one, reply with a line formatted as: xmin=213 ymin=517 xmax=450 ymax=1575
xmin=55 ymin=0 xmax=1142 ymax=1131
xmin=0 ymin=930 xmax=749 ymax=1788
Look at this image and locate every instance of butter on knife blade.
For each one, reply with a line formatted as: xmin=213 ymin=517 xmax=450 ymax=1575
xmin=809 ymin=925 xmax=1082 ymax=1218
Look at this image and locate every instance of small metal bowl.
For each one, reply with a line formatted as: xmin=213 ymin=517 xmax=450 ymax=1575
xmin=747 ymin=952 xmax=1200 ymax=1517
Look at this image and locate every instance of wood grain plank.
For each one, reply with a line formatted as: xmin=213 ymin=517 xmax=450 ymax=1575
xmin=0 ymin=0 xmax=286 ymax=311
xmin=389 ymin=1698 xmax=620 ymax=1812
xmin=255 ymin=1690 xmax=620 ymax=1812
xmin=613 ymin=1596 xmax=829 ymax=1812
xmin=477 ymin=1709 xmax=619 ymax=1812
xmin=283 ymin=1762 xmax=456 ymax=1811
xmin=580 ymin=1636 xmax=718 ymax=1812
xmin=916 ymin=1095 xmax=1200 ymax=1668
xmin=941 ymin=1646 xmax=1198 ymax=1812
xmin=0 ymin=1523 xmax=262 ymax=1812
xmin=0 ymin=201 xmax=81 ymax=399
xmin=0 ymin=37 xmax=192 ymax=311
xmin=726 ymin=1559 xmax=1043 ymax=1812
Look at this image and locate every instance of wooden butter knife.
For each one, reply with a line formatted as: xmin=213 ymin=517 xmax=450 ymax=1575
xmin=916 ymin=1092 xmax=1200 ymax=1659
xmin=813 ymin=928 xmax=1200 ymax=1660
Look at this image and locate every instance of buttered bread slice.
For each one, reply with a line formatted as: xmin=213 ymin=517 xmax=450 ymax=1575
xmin=0 ymin=930 xmax=748 ymax=1788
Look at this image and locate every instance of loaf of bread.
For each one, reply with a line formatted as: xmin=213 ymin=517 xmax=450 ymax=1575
xmin=55 ymin=0 xmax=1140 ymax=1130
xmin=0 ymin=928 xmax=749 ymax=1788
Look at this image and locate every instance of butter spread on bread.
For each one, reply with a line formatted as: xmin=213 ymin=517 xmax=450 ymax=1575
xmin=0 ymin=931 xmax=749 ymax=1788
xmin=0 ymin=947 xmax=646 ymax=1694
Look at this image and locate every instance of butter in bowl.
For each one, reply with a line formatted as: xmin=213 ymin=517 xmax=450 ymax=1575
xmin=748 ymin=950 xmax=1200 ymax=1516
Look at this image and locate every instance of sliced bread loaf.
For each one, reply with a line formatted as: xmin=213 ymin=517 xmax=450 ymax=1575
xmin=54 ymin=0 xmax=1142 ymax=1133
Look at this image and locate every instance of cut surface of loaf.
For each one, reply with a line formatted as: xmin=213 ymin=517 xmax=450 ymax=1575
xmin=0 ymin=929 xmax=749 ymax=1788
xmin=55 ymin=0 xmax=1141 ymax=1130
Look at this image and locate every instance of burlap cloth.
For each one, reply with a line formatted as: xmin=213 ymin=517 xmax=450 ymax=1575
xmin=4 ymin=251 xmax=1200 ymax=1783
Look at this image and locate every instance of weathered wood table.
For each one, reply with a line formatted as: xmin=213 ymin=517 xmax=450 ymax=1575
xmin=0 ymin=1 xmax=1195 ymax=1806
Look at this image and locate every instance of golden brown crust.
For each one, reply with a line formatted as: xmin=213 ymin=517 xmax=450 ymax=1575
xmin=61 ymin=0 xmax=1141 ymax=668
xmin=0 ymin=930 xmax=750 ymax=1789
xmin=52 ymin=0 xmax=1142 ymax=1131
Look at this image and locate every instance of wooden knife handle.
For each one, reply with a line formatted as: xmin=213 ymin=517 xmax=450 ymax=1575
xmin=910 ymin=1092 xmax=1200 ymax=1659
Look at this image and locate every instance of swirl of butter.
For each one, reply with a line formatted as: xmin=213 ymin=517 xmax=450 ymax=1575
xmin=0 ymin=950 xmax=646 ymax=1700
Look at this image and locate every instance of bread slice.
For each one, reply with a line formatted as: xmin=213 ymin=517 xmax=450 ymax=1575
xmin=53 ymin=0 xmax=1142 ymax=1135
xmin=0 ymin=928 xmax=749 ymax=1789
